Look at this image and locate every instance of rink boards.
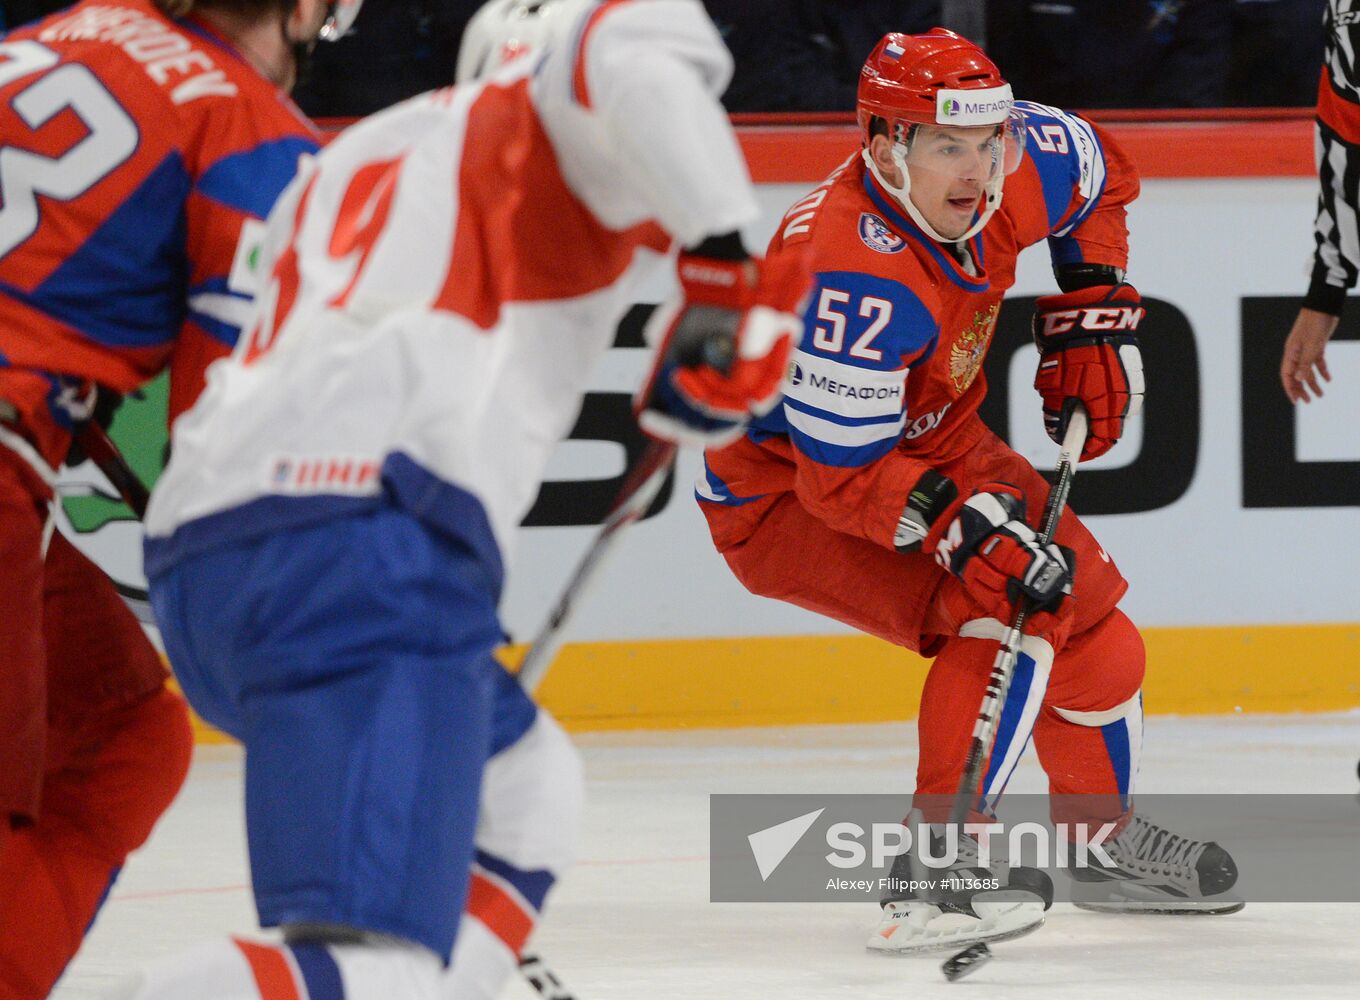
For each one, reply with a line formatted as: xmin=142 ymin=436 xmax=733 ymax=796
xmin=54 ymin=116 xmax=1359 ymax=734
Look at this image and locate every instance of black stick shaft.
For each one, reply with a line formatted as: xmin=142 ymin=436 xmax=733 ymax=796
xmin=77 ymin=420 xmax=148 ymax=519
xmin=947 ymin=407 xmax=1087 ymax=829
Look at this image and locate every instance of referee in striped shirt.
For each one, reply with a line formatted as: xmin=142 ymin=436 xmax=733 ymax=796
xmin=1285 ymin=0 xmax=1360 ymax=403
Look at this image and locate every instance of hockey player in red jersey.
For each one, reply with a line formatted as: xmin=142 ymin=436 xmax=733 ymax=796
xmin=698 ymin=29 xmax=1242 ymax=952
xmin=0 ymin=2 xmax=360 ymax=996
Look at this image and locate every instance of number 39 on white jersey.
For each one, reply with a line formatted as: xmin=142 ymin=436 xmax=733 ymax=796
xmin=144 ymin=0 xmax=759 ymax=574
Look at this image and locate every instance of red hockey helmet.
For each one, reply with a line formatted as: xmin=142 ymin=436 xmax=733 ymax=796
xmin=856 ymin=29 xmax=1025 ymax=243
xmin=857 ymin=28 xmax=1013 ymax=137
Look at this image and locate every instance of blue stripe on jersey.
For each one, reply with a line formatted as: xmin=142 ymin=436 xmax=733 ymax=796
xmin=782 ymin=393 xmax=903 ymax=428
xmin=860 ymin=174 xmax=990 ymax=292
xmin=786 ymin=417 xmax=900 ymax=469
xmin=187 ymin=275 xmax=250 ymax=347
xmin=1016 ymin=103 xmax=1108 ymax=234
xmin=804 ymin=270 xmax=939 ymax=371
xmin=695 ymin=459 xmax=766 ymax=506
xmin=24 ymin=152 xmax=190 ymax=351
xmin=745 ymin=268 xmax=930 ymax=468
xmin=475 ymin=849 xmax=553 ymax=911
xmin=290 ymin=944 xmax=345 ymax=999
xmin=196 ymin=136 xmax=317 ymax=218
xmin=746 ymin=405 xmax=789 ymax=441
xmin=1025 ymin=138 xmax=1078 ymax=232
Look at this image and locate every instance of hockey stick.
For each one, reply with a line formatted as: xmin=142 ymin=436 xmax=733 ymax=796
xmin=515 ymin=307 xmax=736 ymax=692
xmin=517 ymin=437 xmax=678 ymax=694
xmin=75 ymin=419 xmax=149 ymax=519
xmin=511 ymin=438 xmax=677 ymax=1000
xmin=947 ymin=405 xmax=1088 ymax=830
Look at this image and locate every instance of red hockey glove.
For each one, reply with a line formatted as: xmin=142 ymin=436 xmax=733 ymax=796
xmin=924 ymin=483 xmax=1075 ymax=626
xmin=635 ymin=247 xmax=807 ymax=447
xmin=1032 ymin=284 xmax=1144 ymax=461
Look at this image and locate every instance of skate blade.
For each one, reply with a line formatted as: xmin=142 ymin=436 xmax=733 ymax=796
xmin=1073 ymin=898 xmax=1245 ymax=915
xmin=866 ymin=914 xmax=1044 ymax=956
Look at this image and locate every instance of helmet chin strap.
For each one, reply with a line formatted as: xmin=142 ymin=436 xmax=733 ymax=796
xmin=861 ymin=145 xmax=1006 ymax=245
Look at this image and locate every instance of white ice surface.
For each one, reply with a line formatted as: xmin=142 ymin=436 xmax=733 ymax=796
xmin=55 ymin=712 xmax=1360 ymax=999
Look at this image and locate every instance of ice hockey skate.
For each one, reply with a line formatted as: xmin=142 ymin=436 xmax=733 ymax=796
xmin=1067 ymin=813 xmax=1243 ymax=914
xmin=867 ymin=825 xmax=1053 ymax=955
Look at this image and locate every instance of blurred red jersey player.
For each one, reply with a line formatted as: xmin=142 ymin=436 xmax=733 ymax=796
xmin=0 ymin=1 xmax=359 ymax=995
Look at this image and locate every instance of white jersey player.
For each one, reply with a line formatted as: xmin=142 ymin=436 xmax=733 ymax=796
xmin=120 ymin=1 xmax=806 ymax=997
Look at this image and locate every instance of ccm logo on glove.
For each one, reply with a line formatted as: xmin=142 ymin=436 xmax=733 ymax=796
xmin=1032 ymin=283 xmax=1145 ymax=463
xmin=1037 ymin=303 xmax=1143 ymax=337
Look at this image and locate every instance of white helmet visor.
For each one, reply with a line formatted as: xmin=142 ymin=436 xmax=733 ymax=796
xmin=899 ymin=107 xmax=1028 ymax=185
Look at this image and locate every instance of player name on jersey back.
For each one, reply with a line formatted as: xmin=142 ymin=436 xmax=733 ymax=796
xmin=38 ymin=3 xmax=239 ymax=104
